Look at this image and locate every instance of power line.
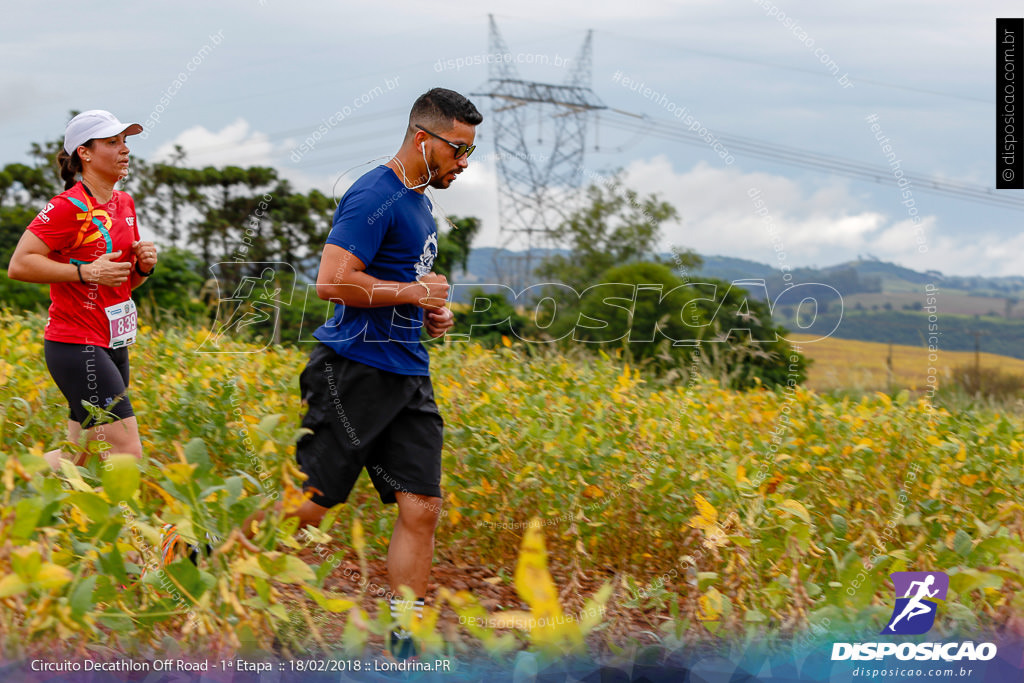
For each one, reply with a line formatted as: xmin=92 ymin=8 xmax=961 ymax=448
xmin=599 ymin=110 xmax=1024 ymax=211
xmin=138 ymin=93 xmax=1022 ymax=215
xmin=495 ymin=13 xmax=987 ymax=104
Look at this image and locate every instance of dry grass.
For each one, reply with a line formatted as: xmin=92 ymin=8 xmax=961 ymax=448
xmin=789 ymin=333 xmax=1024 ymax=393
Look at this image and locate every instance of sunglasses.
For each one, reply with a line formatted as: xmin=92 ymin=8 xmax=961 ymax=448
xmin=416 ymin=125 xmax=475 ymax=159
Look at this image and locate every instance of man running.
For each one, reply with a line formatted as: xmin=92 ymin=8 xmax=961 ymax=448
xmin=291 ymin=88 xmax=481 ymax=657
xmin=886 ymin=574 xmax=939 ymax=632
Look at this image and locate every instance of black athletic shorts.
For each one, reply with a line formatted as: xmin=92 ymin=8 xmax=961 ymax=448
xmin=44 ymin=340 xmax=135 ymax=427
xmin=295 ymin=344 xmax=444 ymax=508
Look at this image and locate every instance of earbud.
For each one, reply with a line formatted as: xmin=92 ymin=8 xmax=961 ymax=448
xmin=408 ymin=141 xmax=433 ymax=189
xmin=392 ymin=140 xmax=434 ymax=190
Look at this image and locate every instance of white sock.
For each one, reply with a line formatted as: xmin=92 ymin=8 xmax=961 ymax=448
xmin=390 ymin=597 xmax=425 ymax=634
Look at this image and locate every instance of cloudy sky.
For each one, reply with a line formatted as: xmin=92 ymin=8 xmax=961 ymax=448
xmin=2 ymin=1 xmax=1019 ymax=276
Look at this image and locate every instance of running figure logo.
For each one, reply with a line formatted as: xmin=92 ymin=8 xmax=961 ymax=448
xmin=197 ymin=262 xmax=295 ymax=353
xmin=882 ymin=571 xmax=948 ymax=635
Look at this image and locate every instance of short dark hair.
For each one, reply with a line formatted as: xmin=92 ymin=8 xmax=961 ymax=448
xmin=409 ymin=88 xmax=483 ymax=133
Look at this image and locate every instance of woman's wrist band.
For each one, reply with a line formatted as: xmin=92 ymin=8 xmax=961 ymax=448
xmin=135 ymin=263 xmax=154 ymax=277
xmin=75 ymin=263 xmax=86 ymax=284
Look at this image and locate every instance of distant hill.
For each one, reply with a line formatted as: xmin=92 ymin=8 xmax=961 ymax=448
xmin=451 ymin=250 xmax=1024 ymax=355
xmin=685 ymin=255 xmax=1024 ymax=357
xmin=450 ymin=248 xmax=1024 ymax=360
xmin=685 ymin=254 xmax=777 ymax=282
xmin=456 ymin=249 xmax=1022 ymax=296
xmin=824 ymin=258 xmax=935 ymax=286
xmin=788 ymin=310 xmax=1024 ymax=361
xmin=692 ymin=254 xmax=1023 ymax=297
xmin=939 ymin=272 xmax=1024 ymax=296
xmin=453 ymin=247 xmax=567 ymax=290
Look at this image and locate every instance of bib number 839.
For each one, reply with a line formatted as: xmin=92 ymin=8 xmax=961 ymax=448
xmin=105 ymin=299 xmax=138 ymax=348
xmin=115 ymin=311 xmax=137 ymax=336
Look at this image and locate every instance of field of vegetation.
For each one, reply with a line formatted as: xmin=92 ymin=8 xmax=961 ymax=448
xmin=1 ymin=311 xmax=1023 ymax=666
xmin=840 ymin=291 xmax=1024 ymax=320
xmin=791 ymin=333 xmax=1024 ymax=395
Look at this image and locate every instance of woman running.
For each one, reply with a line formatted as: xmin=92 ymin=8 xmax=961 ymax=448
xmin=8 ymin=110 xmax=157 ymax=467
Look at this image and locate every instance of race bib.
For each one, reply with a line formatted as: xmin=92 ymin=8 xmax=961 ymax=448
xmin=105 ymin=299 xmax=137 ymax=348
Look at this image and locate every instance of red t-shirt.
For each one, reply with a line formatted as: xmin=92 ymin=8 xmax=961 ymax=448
xmin=27 ymin=182 xmax=140 ymax=347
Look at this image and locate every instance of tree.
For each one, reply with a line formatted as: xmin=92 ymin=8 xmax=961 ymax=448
xmin=563 ymin=262 xmax=806 ymax=389
xmin=0 ymin=159 xmax=63 ymax=265
xmin=514 ymin=173 xmax=812 ymax=388
xmin=134 ymin=246 xmax=208 ymax=323
xmin=535 ymin=171 xmax=698 ymax=291
xmin=433 ymin=216 xmax=480 ymax=278
xmin=132 ymin=158 xmax=333 ymax=282
xmin=449 ymin=287 xmax=529 ymax=348
xmin=1 ymin=127 xmax=492 ymax=350
xmin=0 ymin=270 xmax=50 ymax=311
xmin=127 ymin=146 xmax=200 ymax=243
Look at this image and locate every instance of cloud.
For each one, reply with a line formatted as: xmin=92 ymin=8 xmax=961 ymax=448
xmin=909 ymin=231 xmax=1024 ymax=278
xmin=141 ymin=119 xmax=1021 ymax=280
xmin=616 ymin=155 xmax=1021 ymax=276
xmin=621 ymin=156 xmax=889 ymax=261
xmin=432 ymin=150 xmax=1020 ymax=279
xmin=147 ymin=119 xmax=352 ymax=197
xmin=151 ymin=118 xmax=276 ymax=168
xmin=148 ymin=117 xmax=507 ymax=247
xmin=421 ymin=156 xmax=503 ymax=246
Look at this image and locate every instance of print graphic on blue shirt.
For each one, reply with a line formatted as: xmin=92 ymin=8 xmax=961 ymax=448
xmin=314 ymin=165 xmax=438 ymax=376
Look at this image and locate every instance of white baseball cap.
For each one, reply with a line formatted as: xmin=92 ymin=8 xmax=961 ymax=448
xmin=63 ymin=110 xmax=143 ymax=155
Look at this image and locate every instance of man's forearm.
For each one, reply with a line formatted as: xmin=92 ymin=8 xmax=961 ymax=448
xmin=317 ymin=270 xmax=420 ymax=308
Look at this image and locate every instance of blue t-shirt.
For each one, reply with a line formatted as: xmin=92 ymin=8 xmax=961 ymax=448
xmin=313 ymin=166 xmax=439 ymax=376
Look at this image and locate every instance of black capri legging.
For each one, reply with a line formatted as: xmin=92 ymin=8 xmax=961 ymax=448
xmin=44 ymin=340 xmax=135 ymax=427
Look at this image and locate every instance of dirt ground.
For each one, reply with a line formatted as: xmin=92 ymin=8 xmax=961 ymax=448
xmin=276 ymin=541 xmax=674 ymax=659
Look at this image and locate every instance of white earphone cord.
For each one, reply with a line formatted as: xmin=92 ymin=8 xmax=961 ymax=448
xmin=331 ymin=147 xmax=458 ymax=233
xmin=390 ymin=144 xmax=458 ymax=232
xmin=391 ymin=142 xmax=432 ymax=190
xmin=332 ymin=155 xmax=392 ymax=204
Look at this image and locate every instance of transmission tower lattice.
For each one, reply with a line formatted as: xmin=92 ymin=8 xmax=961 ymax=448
xmin=472 ymin=15 xmax=606 ymax=287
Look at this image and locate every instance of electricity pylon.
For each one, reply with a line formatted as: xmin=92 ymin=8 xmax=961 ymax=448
xmin=473 ymin=15 xmax=606 ymax=288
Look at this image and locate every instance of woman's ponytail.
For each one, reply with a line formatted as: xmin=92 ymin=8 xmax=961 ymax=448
xmin=56 ymin=141 xmax=92 ymax=191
